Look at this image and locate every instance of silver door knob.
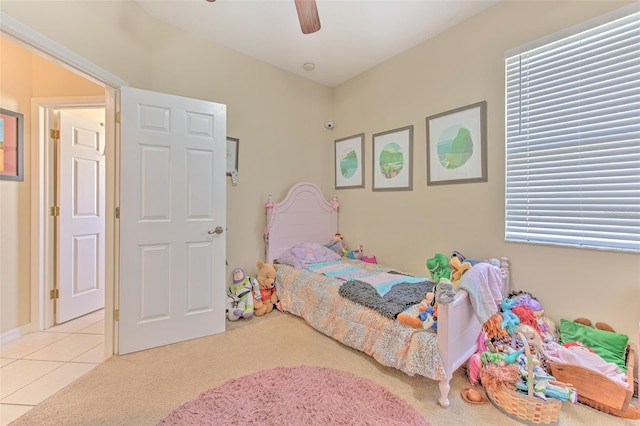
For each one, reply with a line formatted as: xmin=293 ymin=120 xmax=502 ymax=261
xmin=208 ymin=226 xmax=224 ymax=235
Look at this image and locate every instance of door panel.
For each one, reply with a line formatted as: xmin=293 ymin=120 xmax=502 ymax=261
xmin=57 ymin=111 xmax=105 ymax=323
xmin=119 ymin=87 xmax=226 ymax=355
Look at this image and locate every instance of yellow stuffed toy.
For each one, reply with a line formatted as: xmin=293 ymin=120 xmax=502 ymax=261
xmin=449 ymin=256 xmax=472 ymax=287
xmin=252 ymin=260 xmax=280 ymax=316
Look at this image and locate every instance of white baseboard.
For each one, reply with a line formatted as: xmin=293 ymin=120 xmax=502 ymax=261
xmin=1 ymin=324 xmax=32 ymax=346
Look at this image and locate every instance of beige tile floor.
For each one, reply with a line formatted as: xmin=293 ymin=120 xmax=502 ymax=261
xmin=0 ymin=310 xmax=107 ymax=426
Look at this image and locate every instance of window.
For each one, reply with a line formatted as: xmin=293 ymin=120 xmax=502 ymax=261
xmin=505 ymin=8 xmax=640 ymax=252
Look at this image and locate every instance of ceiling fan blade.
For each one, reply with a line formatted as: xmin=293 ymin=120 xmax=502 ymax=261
xmin=294 ymin=0 xmax=321 ymax=34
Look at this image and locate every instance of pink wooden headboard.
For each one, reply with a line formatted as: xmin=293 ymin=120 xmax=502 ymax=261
xmin=265 ymin=182 xmax=338 ymax=263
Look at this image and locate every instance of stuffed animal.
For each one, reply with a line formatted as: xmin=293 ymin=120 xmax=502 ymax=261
xmin=500 ymin=298 xmax=520 ymax=335
xmin=397 ymin=292 xmax=437 ymax=330
xmin=226 ymin=268 xmax=254 ymax=321
xmin=435 ymin=277 xmax=456 ymax=305
xmin=426 ymin=253 xmax=452 ymax=283
xmin=449 ymin=256 xmax=472 ymax=287
xmin=347 ymin=244 xmax=364 ymax=260
xmin=509 ymin=290 xmax=544 ymax=316
xmin=481 ymin=347 xmax=524 ymax=367
xmin=252 ymin=261 xmax=279 ymax=316
xmin=468 ymin=331 xmax=490 ymax=385
xmin=325 ymin=233 xmax=347 ymax=256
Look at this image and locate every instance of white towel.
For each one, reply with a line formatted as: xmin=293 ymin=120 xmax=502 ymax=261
xmin=458 ymin=263 xmax=504 ymax=324
xmin=544 ymin=341 xmax=628 ymax=387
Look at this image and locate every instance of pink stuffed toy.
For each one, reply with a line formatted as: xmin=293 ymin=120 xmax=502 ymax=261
xmin=468 ymin=331 xmax=489 ymax=385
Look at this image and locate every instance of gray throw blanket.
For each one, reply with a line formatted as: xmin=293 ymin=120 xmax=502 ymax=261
xmin=338 ymin=278 xmax=435 ymax=319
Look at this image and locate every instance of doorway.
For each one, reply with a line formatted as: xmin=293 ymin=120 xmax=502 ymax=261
xmin=5 ymin=13 xmax=227 ymax=358
xmin=48 ymin=106 xmax=106 ymax=325
xmin=32 ymin=97 xmax=111 ymax=338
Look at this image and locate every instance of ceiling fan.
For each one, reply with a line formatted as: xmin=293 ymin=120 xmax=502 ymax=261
xmin=205 ymin=0 xmax=321 ymax=35
xmin=294 ymin=0 xmax=321 ymax=34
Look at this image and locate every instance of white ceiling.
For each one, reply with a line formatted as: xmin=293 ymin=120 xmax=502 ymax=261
xmin=135 ymin=0 xmax=500 ymax=87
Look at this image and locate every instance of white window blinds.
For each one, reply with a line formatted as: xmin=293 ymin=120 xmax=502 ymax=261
xmin=505 ymin=10 xmax=640 ymax=252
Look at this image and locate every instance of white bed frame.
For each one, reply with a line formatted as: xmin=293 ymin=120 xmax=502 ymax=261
xmin=264 ymin=182 xmax=510 ymax=407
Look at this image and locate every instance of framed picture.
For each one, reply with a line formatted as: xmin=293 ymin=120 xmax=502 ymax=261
xmin=426 ymin=101 xmax=487 ymax=185
xmin=372 ymin=125 xmax=413 ymax=191
xmin=0 ymin=108 xmax=24 ymax=181
xmin=226 ymin=137 xmax=239 ymax=176
xmin=334 ymin=133 xmax=364 ymax=189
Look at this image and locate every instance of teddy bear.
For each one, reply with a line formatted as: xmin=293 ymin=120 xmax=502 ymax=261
xmin=397 ymin=291 xmax=438 ymax=330
xmin=252 ymin=260 xmax=280 ymax=316
xmin=226 ymin=267 xmax=254 ymax=321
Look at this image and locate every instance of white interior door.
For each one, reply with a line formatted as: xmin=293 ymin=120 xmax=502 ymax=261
xmin=119 ymin=87 xmax=226 ymax=355
xmin=57 ymin=110 xmax=106 ymax=323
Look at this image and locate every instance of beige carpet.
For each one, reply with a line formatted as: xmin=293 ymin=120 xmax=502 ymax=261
xmin=11 ymin=313 xmax=639 ymax=425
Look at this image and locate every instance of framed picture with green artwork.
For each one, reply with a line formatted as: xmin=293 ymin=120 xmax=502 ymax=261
xmin=426 ymin=101 xmax=487 ymax=186
xmin=372 ymin=125 xmax=413 ymax=191
xmin=334 ymin=133 xmax=364 ymax=189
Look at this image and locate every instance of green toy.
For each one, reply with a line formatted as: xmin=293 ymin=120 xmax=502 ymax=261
xmin=426 ymin=253 xmax=452 ymax=283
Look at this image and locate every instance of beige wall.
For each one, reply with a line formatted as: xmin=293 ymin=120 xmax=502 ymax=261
xmin=0 ymin=38 xmax=32 ymax=332
xmin=148 ymin=28 xmax=334 ymax=270
xmin=1 ymin=0 xmax=638 ymax=358
xmin=1 ymin=1 xmax=333 ymax=334
xmin=333 ymin=0 xmax=640 ymax=347
xmin=2 ymin=1 xmax=154 ymax=89
xmin=0 ymin=37 xmax=104 ymax=332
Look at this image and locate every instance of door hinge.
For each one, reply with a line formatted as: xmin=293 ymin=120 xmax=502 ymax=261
xmin=50 ymin=206 xmax=60 ymax=217
xmin=49 ymin=289 xmax=59 ymax=300
xmin=115 ymin=207 xmax=120 ymax=219
xmin=50 ymin=129 xmax=60 ymax=140
xmin=114 ymin=309 xmax=120 ymax=321
xmin=116 ymin=111 xmax=121 ymax=124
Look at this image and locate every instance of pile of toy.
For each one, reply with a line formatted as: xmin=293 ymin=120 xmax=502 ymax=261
xmin=468 ymin=291 xmax=576 ymax=398
xmin=395 ymin=251 xmax=503 ymax=333
xmin=225 ymin=260 xmax=282 ymax=321
xmin=324 ymin=233 xmax=377 ymax=263
xmin=462 ymin=291 xmax=579 ymax=423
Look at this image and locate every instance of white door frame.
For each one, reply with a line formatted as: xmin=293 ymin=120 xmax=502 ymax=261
xmin=2 ymin=12 xmax=127 ymax=357
xmin=33 ymin=100 xmax=106 ymax=329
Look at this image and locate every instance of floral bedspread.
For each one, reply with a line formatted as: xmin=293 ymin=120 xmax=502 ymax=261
xmin=276 ymin=260 xmax=447 ymax=381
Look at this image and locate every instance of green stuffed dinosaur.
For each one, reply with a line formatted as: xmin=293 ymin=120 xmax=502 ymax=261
xmin=426 ymin=253 xmax=452 ymax=283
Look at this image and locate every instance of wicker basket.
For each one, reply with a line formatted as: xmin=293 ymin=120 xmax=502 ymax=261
xmin=484 ymin=332 xmax=562 ymax=424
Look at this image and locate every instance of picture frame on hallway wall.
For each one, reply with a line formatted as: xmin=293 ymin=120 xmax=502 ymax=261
xmin=334 ymin=133 xmax=365 ymax=189
xmin=0 ymin=108 xmax=24 ymax=181
xmin=372 ymin=125 xmax=413 ymax=191
xmin=426 ymin=101 xmax=487 ymax=186
xmin=226 ymin=137 xmax=239 ymax=176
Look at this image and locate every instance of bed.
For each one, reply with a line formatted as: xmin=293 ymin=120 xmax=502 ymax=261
xmin=264 ymin=182 xmax=510 ymax=407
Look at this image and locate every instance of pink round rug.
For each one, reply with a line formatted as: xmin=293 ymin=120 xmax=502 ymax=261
xmin=157 ymin=365 xmax=430 ymax=425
